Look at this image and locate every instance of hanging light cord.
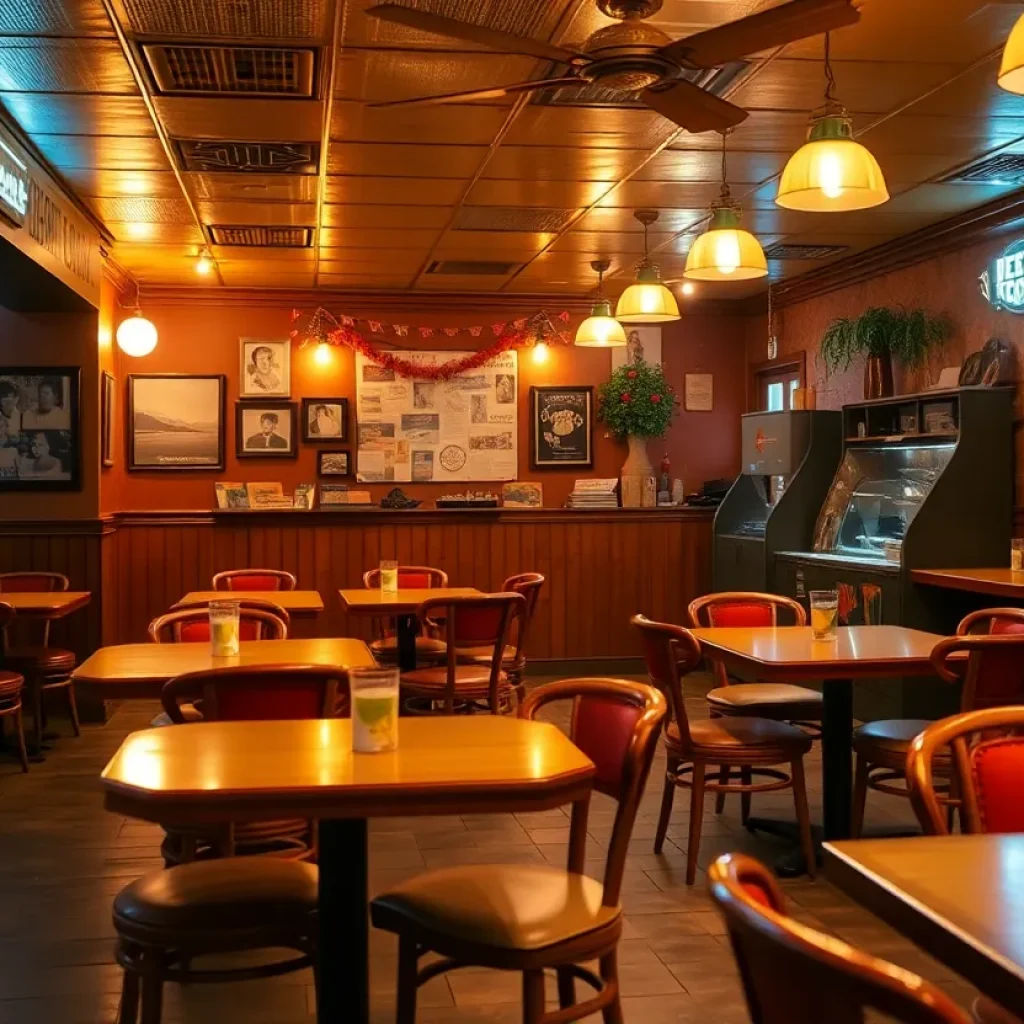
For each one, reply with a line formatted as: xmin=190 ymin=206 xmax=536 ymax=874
xmin=597 ymin=264 xmax=605 ymax=298
xmin=823 ymin=31 xmax=838 ymax=105
xmin=719 ymin=130 xmax=732 ymax=200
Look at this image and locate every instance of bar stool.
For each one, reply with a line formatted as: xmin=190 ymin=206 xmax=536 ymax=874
xmin=0 ymin=602 xmax=28 ymax=773
xmin=0 ymin=572 xmax=79 ymax=751
xmin=362 ymin=565 xmax=449 ymax=665
xmin=212 ymin=568 xmax=296 ymax=591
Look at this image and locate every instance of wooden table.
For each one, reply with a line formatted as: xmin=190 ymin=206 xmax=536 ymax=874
xmin=690 ymin=626 xmax=945 ymax=843
xmin=101 ymin=715 xmax=595 ymax=1024
xmin=1 ymin=591 xmax=91 ymax=618
xmin=911 ymin=567 xmax=1024 ymax=601
xmin=174 ymin=590 xmax=325 ymax=616
xmin=826 ymin=835 xmax=1024 ymax=1014
xmin=339 ymin=587 xmax=483 ymax=670
xmin=73 ymin=638 xmax=375 ymax=699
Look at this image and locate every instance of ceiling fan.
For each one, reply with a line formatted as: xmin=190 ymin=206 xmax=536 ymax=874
xmin=365 ymin=0 xmax=863 ymax=133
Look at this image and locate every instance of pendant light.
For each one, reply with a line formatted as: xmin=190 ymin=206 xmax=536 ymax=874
xmin=998 ymin=14 xmax=1024 ymax=93
xmin=575 ymin=260 xmax=627 ymax=347
xmin=116 ymin=287 xmax=158 ymax=357
xmin=194 ymin=248 xmax=215 ymax=276
xmin=776 ymin=32 xmax=888 ymax=212
xmin=615 ymin=211 xmax=680 ymax=323
xmin=685 ymin=132 xmax=767 ymax=282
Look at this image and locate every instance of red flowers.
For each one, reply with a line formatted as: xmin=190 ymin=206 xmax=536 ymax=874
xmin=620 ymin=392 xmax=631 ymax=403
xmin=651 ymin=394 xmax=662 ymax=404
xmin=627 ymin=370 xmax=638 ymax=379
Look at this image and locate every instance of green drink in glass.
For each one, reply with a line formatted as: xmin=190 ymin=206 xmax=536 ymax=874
xmin=351 ymin=668 xmax=399 ymax=753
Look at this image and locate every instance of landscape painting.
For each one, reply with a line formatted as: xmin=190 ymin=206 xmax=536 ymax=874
xmin=127 ymin=374 xmax=225 ymax=471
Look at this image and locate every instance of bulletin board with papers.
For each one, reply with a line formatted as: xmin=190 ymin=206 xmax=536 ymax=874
xmin=355 ymin=350 xmax=518 ymax=483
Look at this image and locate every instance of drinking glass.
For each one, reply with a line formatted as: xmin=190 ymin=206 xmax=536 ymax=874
xmin=1012 ymin=539 xmax=1024 ymax=574
xmin=809 ymin=590 xmax=839 ymax=641
xmin=209 ymin=600 xmax=241 ymax=657
xmin=380 ymin=559 xmax=399 ymax=595
xmin=351 ymin=666 xmax=399 ymax=754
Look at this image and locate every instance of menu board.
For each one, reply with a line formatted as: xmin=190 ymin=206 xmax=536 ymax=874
xmin=354 ymin=350 xmax=518 ymax=483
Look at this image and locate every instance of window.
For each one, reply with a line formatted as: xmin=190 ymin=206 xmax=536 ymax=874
xmin=757 ymin=365 xmax=802 ymax=411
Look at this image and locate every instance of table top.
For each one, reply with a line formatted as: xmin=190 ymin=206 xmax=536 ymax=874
xmin=690 ymin=625 xmax=946 ymax=681
xmin=73 ymin=638 xmax=375 ymax=696
xmin=911 ymin=567 xmax=1024 ymax=600
xmin=101 ymin=716 xmax=595 ymax=824
xmin=0 ymin=591 xmax=91 ymax=618
xmin=826 ymin=835 xmax=1024 ymax=1011
xmin=175 ymin=591 xmax=325 ymax=614
xmin=339 ymin=587 xmax=483 ymax=613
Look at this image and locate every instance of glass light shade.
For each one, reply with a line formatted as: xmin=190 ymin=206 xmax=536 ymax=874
xmin=776 ymin=114 xmax=889 ymax=212
xmin=575 ymin=299 xmax=627 ymax=346
xmin=116 ymin=312 xmax=158 ymax=357
xmin=615 ymin=264 xmax=680 ymax=323
xmin=684 ymin=206 xmax=767 ymax=282
xmin=999 ymin=15 xmax=1024 ymax=94
xmin=195 ymin=253 xmax=214 ymax=275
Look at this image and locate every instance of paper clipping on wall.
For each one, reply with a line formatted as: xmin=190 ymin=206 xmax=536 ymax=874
xmin=355 ymin=350 xmax=518 ymax=482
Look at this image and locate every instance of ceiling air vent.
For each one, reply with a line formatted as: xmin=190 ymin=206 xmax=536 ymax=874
xmin=176 ymin=140 xmax=319 ymax=174
xmin=121 ymin=0 xmax=324 ymax=40
xmin=207 ymin=225 xmax=312 ymax=247
xmin=940 ymin=153 xmax=1024 ymax=186
xmin=762 ymin=242 xmax=849 ymax=261
xmin=143 ymin=44 xmax=317 ymax=97
xmin=453 ymin=207 xmax=575 ymax=233
xmin=426 ymin=260 xmax=520 ymax=276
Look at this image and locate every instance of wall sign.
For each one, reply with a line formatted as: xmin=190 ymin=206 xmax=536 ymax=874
xmin=0 ymin=135 xmax=29 ymax=226
xmin=530 ymin=386 xmax=593 ymax=469
xmin=980 ymin=237 xmax=1024 ymax=314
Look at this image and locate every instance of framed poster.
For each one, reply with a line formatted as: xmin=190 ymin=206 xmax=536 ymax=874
xmin=236 ymin=400 xmax=298 ymax=458
xmin=240 ymin=338 xmax=290 ymax=397
xmin=128 ymin=374 xmax=226 ymax=471
xmin=302 ymin=397 xmax=348 ymax=442
xmin=612 ymin=326 xmax=662 ymax=370
xmin=0 ymin=367 xmax=81 ymax=490
xmin=530 ymin=386 xmax=593 ymax=469
xmin=318 ymin=450 xmax=350 ymax=477
xmin=684 ymin=373 xmax=714 ymax=411
xmin=101 ymin=371 xmax=115 ymax=467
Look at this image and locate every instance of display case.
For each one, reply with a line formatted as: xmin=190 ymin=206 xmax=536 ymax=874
xmin=713 ymin=410 xmax=841 ymax=592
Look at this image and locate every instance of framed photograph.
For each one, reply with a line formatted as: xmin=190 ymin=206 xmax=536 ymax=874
xmin=302 ymin=397 xmax=348 ymax=442
xmin=0 ymin=367 xmax=81 ymax=490
xmin=502 ymin=482 xmax=543 ymax=508
xmin=128 ymin=374 xmax=226 ymax=471
xmin=101 ymin=371 xmax=115 ymax=467
xmin=236 ymin=400 xmax=297 ymax=458
xmin=317 ymin=450 xmax=350 ymax=477
xmin=530 ymin=386 xmax=593 ymax=469
xmin=240 ymin=338 xmax=290 ymax=397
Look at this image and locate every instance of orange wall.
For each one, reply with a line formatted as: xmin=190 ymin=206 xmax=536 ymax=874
xmin=107 ymin=298 xmax=749 ymax=511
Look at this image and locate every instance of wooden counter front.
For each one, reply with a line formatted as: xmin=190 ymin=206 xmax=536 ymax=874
xmin=99 ymin=507 xmax=713 ymax=661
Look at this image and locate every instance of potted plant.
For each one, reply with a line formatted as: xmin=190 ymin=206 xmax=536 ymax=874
xmin=597 ymin=360 xmax=679 ymax=506
xmin=820 ymin=306 xmax=951 ymax=399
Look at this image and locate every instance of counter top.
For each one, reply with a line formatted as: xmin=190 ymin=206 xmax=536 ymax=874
xmin=911 ymin=567 xmax=1024 ymax=599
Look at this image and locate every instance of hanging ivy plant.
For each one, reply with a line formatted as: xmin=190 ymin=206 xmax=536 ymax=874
xmin=820 ymin=306 xmax=951 ymax=374
xmin=597 ymin=360 xmax=679 ymax=439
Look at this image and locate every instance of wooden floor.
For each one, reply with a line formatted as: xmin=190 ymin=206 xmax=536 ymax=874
xmin=0 ymin=676 xmax=982 ymax=1024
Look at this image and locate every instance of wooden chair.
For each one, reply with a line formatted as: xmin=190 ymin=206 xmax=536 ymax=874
xmin=633 ymin=614 xmax=815 ymax=884
xmin=147 ymin=605 xmax=289 ymax=643
xmin=851 ymin=608 xmax=1024 ymax=837
xmin=371 ymin=677 xmax=667 ymax=1024
xmin=211 ymin=568 xmax=296 ymax=591
xmin=0 ymin=571 xmax=79 ymax=750
xmin=362 ymin=565 xmax=449 ymax=664
xmin=708 ymin=852 xmax=972 ymax=1024
xmin=158 ymin=665 xmax=344 ymax=867
xmin=0 ymin=603 xmax=28 ymax=772
xmin=171 ymin=595 xmax=292 ymax=632
xmin=400 ymin=592 xmax=524 ymax=714
xmin=455 ymin=572 xmax=545 ymax=700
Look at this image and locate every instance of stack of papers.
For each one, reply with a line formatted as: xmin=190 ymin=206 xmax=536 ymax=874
xmin=566 ymin=479 xmax=619 ymax=509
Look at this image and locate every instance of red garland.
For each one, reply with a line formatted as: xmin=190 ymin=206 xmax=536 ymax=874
xmin=327 ymin=325 xmax=527 ymax=382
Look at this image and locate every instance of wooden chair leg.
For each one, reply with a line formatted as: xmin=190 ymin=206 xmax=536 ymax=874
xmin=714 ymin=764 xmax=730 ymax=814
xmin=522 ymin=969 xmax=546 ymax=1024
xmin=686 ymin=759 xmax=706 ymax=886
xmin=556 ymin=967 xmax=575 ymax=1009
xmin=740 ymin=767 xmax=752 ymax=826
xmin=65 ymin=681 xmax=81 ymax=737
xmin=30 ymin=676 xmax=43 ymax=753
xmin=139 ymin=971 xmax=163 ymax=1024
xmin=116 ymin=969 xmax=139 ymax=1024
xmin=599 ymin=949 xmax=624 ymax=1024
xmin=653 ymin=754 xmax=678 ymax=854
xmin=13 ymin=706 xmax=28 ymax=773
xmin=396 ymin=937 xmax=419 ymax=1024
xmin=791 ymin=758 xmax=816 ymax=879
xmin=851 ymin=754 xmax=870 ymax=838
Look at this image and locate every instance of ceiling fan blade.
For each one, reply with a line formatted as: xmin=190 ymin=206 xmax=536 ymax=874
xmin=365 ymin=4 xmax=585 ymax=64
xmin=661 ymin=0 xmax=862 ymax=68
xmin=370 ymin=77 xmax=581 ymax=109
xmin=642 ymin=79 xmax=748 ymax=134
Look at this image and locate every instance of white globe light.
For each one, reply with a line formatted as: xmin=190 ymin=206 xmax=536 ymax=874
xmin=116 ymin=313 xmax=158 ymax=357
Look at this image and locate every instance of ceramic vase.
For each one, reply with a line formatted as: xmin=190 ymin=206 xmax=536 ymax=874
xmin=621 ymin=435 xmax=654 ymax=509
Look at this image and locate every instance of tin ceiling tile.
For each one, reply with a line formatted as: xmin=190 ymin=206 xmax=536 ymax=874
xmin=29 ymin=133 xmax=167 ymax=170
xmin=0 ymin=93 xmax=153 ymax=136
xmin=327 ymin=142 xmax=485 ymax=178
xmin=61 ymin=167 xmax=179 ymax=198
xmin=188 ymin=172 xmax=320 ymax=203
xmin=153 ymin=98 xmax=323 ymax=143
xmin=0 ymin=39 xmax=137 ymax=93
xmin=195 ymin=201 xmax=317 ymax=226
xmin=318 ymin=227 xmax=442 ymax=249
xmin=117 ymin=0 xmax=327 ymax=41
xmin=0 ymin=0 xmax=113 ymax=36
xmin=90 ymin=196 xmax=194 ymax=223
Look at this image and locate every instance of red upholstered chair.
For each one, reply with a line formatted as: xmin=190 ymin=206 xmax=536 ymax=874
xmin=400 ymin=592 xmax=524 ymax=714
xmin=362 ymin=565 xmax=449 ymax=664
xmin=633 ymin=614 xmax=815 ymax=884
xmin=148 ymin=605 xmax=289 ymax=644
xmin=212 ymin=569 xmax=296 ymax=591
xmin=171 ymin=596 xmax=292 ymax=633
xmin=851 ymin=608 xmax=1024 ymax=837
xmin=0 ymin=603 xmax=28 ymax=772
xmin=455 ymin=572 xmax=545 ymax=700
xmin=371 ymin=677 xmax=667 ymax=1024
xmin=0 ymin=571 xmax=78 ymax=751
xmin=708 ymin=853 xmax=971 ymax=1024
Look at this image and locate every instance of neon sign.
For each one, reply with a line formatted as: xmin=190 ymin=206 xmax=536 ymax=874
xmin=0 ymin=135 xmax=28 ymax=227
xmin=980 ymin=238 xmax=1024 ymax=314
